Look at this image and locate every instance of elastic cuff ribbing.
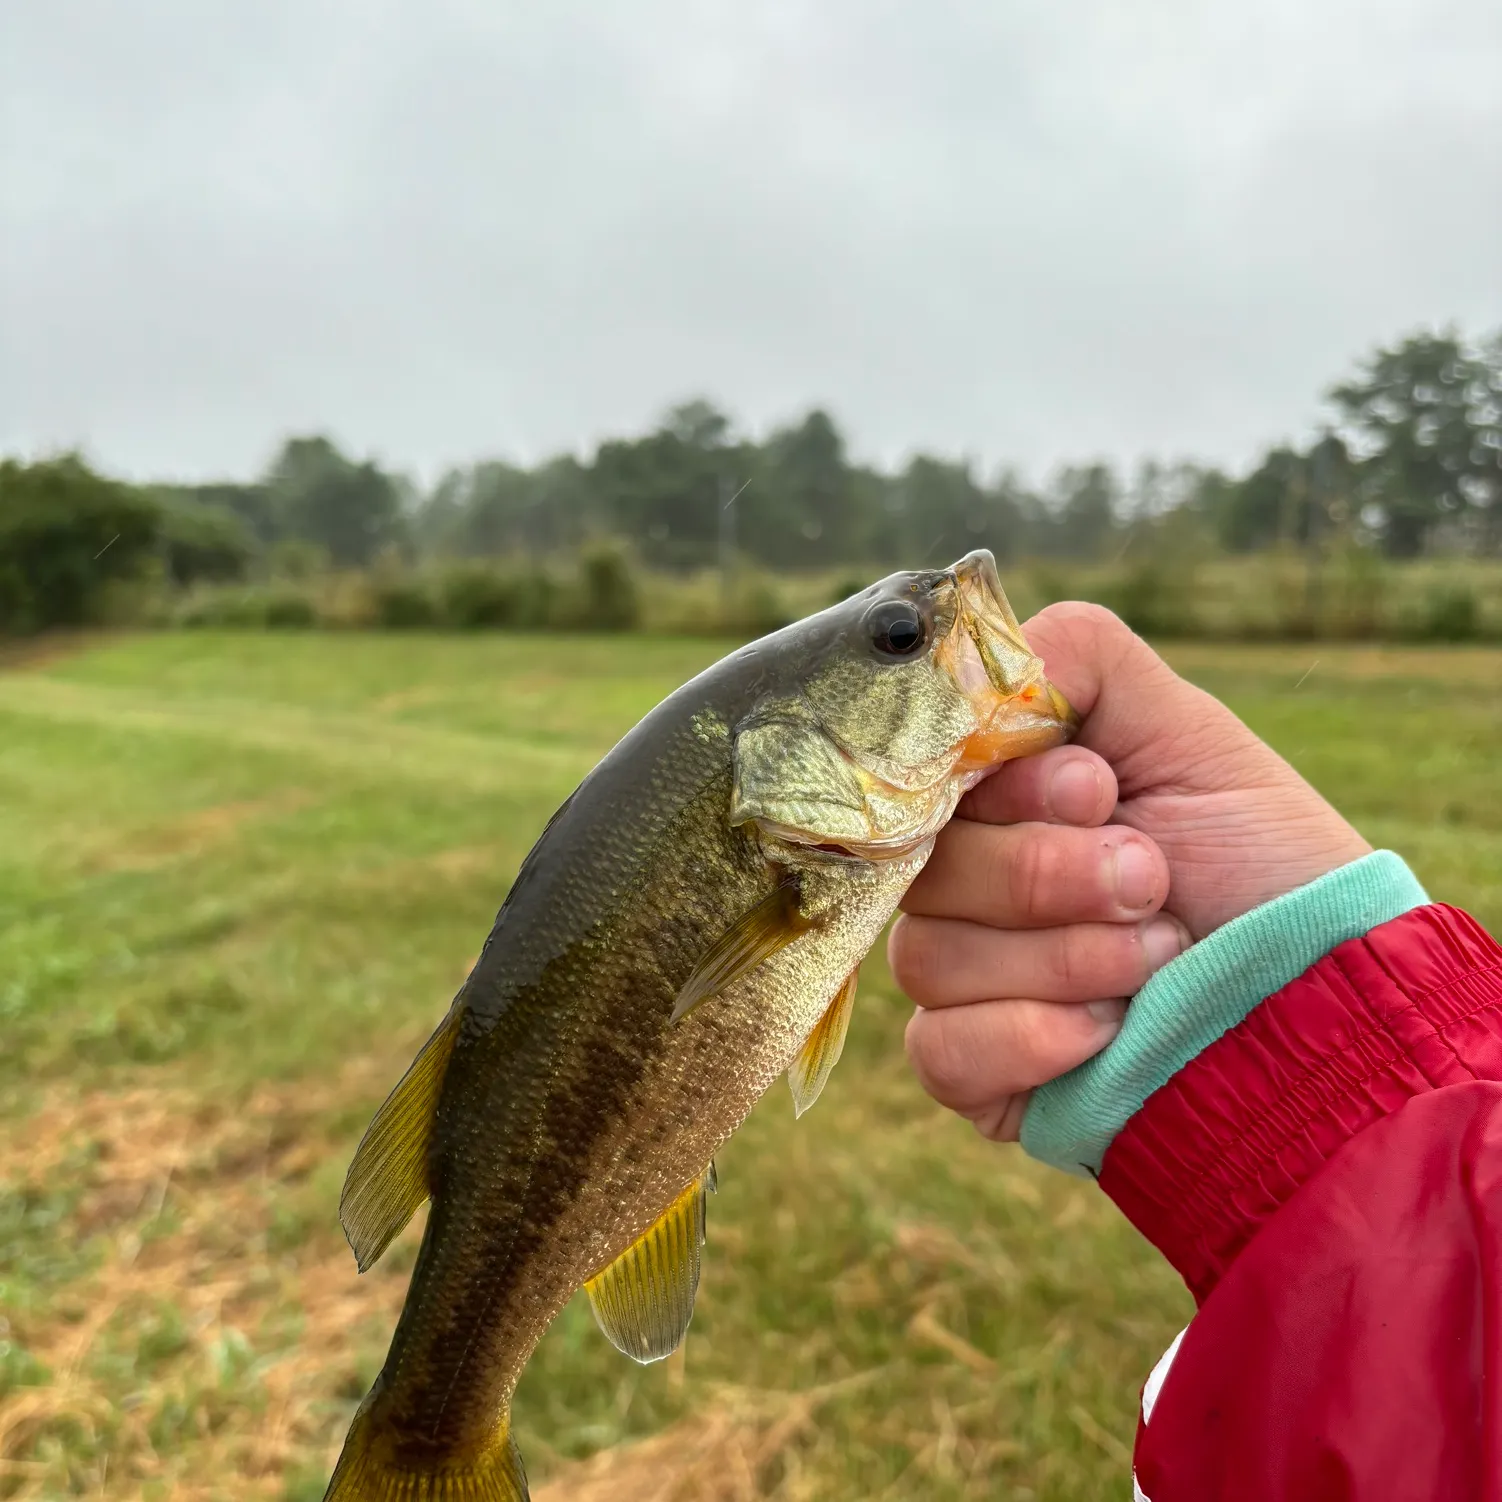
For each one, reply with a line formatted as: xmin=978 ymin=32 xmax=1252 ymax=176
xmin=1020 ymin=850 xmax=1430 ymax=1176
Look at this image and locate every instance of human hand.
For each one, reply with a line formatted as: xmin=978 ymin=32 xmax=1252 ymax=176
xmin=892 ymin=602 xmax=1372 ymax=1141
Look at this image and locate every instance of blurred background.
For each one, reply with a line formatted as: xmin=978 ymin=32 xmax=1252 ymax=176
xmin=1 ymin=3 xmax=1499 ymax=1499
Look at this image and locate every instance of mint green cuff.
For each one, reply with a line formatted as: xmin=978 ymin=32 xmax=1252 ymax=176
xmin=1020 ymin=850 xmax=1430 ymax=1177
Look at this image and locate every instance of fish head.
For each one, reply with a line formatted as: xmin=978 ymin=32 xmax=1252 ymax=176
xmin=731 ymin=549 xmax=1078 ymax=861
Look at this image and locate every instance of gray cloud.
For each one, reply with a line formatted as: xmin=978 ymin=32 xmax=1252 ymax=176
xmin=3 ymin=0 xmax=1499 ymax=485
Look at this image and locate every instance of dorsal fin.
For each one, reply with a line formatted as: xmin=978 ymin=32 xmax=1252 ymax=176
xmin=584 ymin=1163 xmax=716 ymax=1364
xmin=339 ymin=1003 xmax=463 ymax=1272
xmin=788 ymin=968 xmax=858 ymax=1117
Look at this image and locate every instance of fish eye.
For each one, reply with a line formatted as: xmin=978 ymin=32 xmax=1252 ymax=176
xmin=864 ymin=599 xmax=926 ymax=658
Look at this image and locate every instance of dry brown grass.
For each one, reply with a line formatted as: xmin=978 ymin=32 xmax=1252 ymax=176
xmin=2 ymin=1077 xmax=908 ymax=1502
xmin=0 ymin=1084 xmax=1038 ymax=1501
xmin=4 ymin=1088 xmax=870 ymax=1501
xmin=0 ymin=633 xmax=108 ymax=675
xmin=0 ymin=1074 xmax=409 ymax=1498
xmin=83 ymin=792 xmax=317 ymax=876
xmin=531 ymin=1373 xmax=891 ymax=1502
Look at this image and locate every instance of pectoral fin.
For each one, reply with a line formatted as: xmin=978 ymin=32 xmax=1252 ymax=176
xmin=670 ymin=881 xmax=810 ymax=1023
xmin=585 ymin=1164 xmax=716 ymax=1364
xmin=339 ymin=1003 xmax=463 ymax=1273
xmin=788 ymin=968 xmax=858 ymax=1118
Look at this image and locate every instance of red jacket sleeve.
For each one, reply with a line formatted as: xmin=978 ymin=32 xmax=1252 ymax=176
xmin=1098 ymin=903 xmax=1502 ymax=1502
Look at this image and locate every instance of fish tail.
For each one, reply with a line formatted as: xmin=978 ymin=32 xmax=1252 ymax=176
xmin=323 ymin=1389 xmax=528 ymax=1502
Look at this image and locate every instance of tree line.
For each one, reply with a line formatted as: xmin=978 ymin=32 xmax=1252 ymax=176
xmin=2 ymin=326 xmax=1498 ymax=634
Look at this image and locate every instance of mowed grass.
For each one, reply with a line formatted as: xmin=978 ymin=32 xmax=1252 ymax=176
xmin=0 ymin=631 xmax=1498 ymax=1501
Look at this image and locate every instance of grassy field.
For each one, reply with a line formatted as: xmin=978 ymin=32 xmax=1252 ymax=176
xmin=1 ymin=632 xmax=1498 ymax=1501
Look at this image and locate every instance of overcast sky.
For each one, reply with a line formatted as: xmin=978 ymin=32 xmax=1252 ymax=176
xmin=3 ymin=1 xmax=1499 ymax=487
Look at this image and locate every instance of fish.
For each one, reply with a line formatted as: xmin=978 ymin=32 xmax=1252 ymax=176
xmin=323 ymin=549 xmax=1076 ymax=1501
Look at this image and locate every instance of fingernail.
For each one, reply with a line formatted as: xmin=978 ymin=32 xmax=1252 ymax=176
xmin=1086 ymin=998 xmax=1128 ymax=1027
xmin=1142 ymin=917 xmax=1188 ymax=973
xmin=1112 ymin=841 xmax=1159 ymax=911
xmin=1046 ymin=758 xmax=1103 ymax=824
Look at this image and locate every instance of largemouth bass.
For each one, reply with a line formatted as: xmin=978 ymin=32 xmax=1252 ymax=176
xmin=324 ymin=550 xmax=1075 ymax=1500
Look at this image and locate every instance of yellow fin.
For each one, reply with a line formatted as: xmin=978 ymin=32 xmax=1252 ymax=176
xmin=339 ymin=1004 xmax=462 ymax=1273
xmin=671 ymin=882 xmax=809 ymax=1023
xmin=323 ymin=1390 xmax=527 ymax=1501
xmin=788 ymin=968 xmax=858 ymax=1118
xmin=585 ymin=1164 xmax=715 ymax=1364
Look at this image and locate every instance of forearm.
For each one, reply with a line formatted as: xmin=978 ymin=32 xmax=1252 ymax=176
xmin=1023 ymin=860 xmax=1502 ymax=1500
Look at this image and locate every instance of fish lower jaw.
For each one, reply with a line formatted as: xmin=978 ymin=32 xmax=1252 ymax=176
xmin=954 ymin=686 xmax=1077 ymax=776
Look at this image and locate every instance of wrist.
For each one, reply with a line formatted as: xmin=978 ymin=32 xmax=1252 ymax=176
xmin=1020 ymin=849 xmax=1430 ymax=1176
xmin=1166 ymin=817 xmax=1376 ymax=938
xmin=1231 ymin=811 xmax=1374 ymax=920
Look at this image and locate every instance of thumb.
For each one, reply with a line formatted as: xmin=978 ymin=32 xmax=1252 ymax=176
xmin=1020 ymin=602 xmax=1371 ymax=935
xmin=1023 ymin=602 xmax=1263 ymax=799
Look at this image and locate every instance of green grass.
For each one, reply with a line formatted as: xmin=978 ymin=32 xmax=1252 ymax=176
xmin=0 ymin=631 xmax=1497 ymax=1500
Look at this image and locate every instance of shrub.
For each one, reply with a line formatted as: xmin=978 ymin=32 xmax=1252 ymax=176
xmin=1418 ymin=585 xmax=1479 ymax=642
xmin=0 ymin=455 xmax=161 ymax=633
xmin=129 ymin=549 xmax=1502 ymax=644
xmin=173 ymin=589 xmax=252 ymax=628
xmin=508 ymin=570 xmax=561 ymax=631
xmin=573 ymin=542 xmax=641 ymax=631
xmin=159 ymin=504 xmax=255 ymax=586
xmin=263 ymin=592 xmax=317 ymax=629
xmin=428 ymin=562 xmax=563 ymax=631
xmin=0 ymin=560 xmax=30 ymax=632
xmin=437 ymin=564 xmax=529 ymax=629
xmin=732 ymin=577 xmax=793 ymax=636
xmin=1325 ymin=547 xmax=1387 ymax=639
xmin=1024 ymin=566 xmax=1072 ymax=613
xmin=371 ymin=578 xmax=436 ymax=629
xmin=1098 ymin=560 xmax=1197 ymax=638
xmin=1264 ymin=556 xmax=1319 ymax=641
xmin=174 ymin=585 xmax=316 ymax=629
xmin=268 ymin=538 xmax=329 ymax=581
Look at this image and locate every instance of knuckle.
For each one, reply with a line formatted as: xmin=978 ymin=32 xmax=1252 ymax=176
xmin=1004 ymin=827 xmax=1065 ymax=923
xmin=1051 ymin=928 xmax=1090 ymax=995
xmin=1005 ymin=1000 xmax=1099 ymax=1084
xmin=887 ymin=917 xmax=935 ymax=1000
xmin=1036 ymin=600 xmax=1130 ymax=654
xmin=1003 ymin=1001 xmax=1053 ymax=1066
xmin=1041 ymin=600 xmax=1165 ymax=689
xmin=904 ymin=1011 xmax=977 ymax=1104
xmin=1045 ymin=599 xmax=1124 ymax=634
xmin=974 ymin=1093 xmax=1028 ymax=1143
xmin=1054 ymin=925 xmax=1137 ymax=998
xmin=971 ymin=1101 xmax=1014 ymax=1142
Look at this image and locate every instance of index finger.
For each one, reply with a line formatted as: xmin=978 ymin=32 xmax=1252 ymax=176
xmin=902 ymin=819 xmax=1170 ymax=928
xmin=962 ymin=745 xmax=1118 ymax=828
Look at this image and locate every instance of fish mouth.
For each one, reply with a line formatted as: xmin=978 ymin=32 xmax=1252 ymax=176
xmin=755 ymin=552 xmax=1079 ymax=867
xmin=944 ymin=549 xmax=1079 ymax=771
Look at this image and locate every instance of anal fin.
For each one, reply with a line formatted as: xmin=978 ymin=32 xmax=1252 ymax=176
xmin=788 ymin=968 xmax=858 ymax=1118
xmin=585 ymin=1164 xmax=716 ymax=1364
xmin=671 ymin=880 xmax=810 ymax=1022
xmin=339 ymin=1002 xmax=463 ymax=1273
